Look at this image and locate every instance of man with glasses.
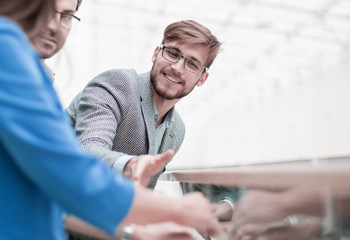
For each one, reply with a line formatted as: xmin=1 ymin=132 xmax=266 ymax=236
xmin=67 ymin=20 xmax=236 ymax=233
xmin=68 ymin=19 xmax=217 ymax=187
xmin=32 ymin=0 xmax=81 ymax=60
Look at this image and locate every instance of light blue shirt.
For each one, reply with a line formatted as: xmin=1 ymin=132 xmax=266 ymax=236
xmin=112 ymin=102 xmax=175 ymax=173
xmin=154 ymin=103 xmax=175 ymax=153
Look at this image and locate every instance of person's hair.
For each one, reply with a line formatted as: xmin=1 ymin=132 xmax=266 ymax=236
xmin=0 ymin=0 xmax=54 ymax=34
xmin=76 ymin=0 xmax=83 ymax=11
xmin=162 ymin=20 xmax=221 ymax=69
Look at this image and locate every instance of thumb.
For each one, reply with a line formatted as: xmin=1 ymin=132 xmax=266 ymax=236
xmin=154 ymin=149 xmax=174 ymax=166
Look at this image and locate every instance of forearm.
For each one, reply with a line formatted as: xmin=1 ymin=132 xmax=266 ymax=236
xmin=335 ymin=192 xmax=350 ymax=218
xmin=79 ymin=140 xmax=125 ymax=167
xmin=124 ymin=185 xmax=216 ymax=230
xmin=66 ymin=185 xmax=219 ymax=238
xmin=122 ymin=186 xmax=182 ymax=225
xmin=279 ymin=186 xmax=325 ymax=217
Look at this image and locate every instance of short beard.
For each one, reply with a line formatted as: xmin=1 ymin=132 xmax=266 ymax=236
xmin=150 ymin=65 xmax=196 ymax=100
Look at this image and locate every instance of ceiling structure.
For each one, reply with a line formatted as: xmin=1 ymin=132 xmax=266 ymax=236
xmin=53 ymin=0 xmax=350 ymax=117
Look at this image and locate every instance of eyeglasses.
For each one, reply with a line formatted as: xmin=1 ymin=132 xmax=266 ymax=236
xmin=52 ymin=11 xmax=80 ymax=29
xmin=160 ymin=44 xmax=208 ymax=74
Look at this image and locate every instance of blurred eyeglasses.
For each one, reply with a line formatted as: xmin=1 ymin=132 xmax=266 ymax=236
xmin=53 ymin=11 xmax=80 ymax=29
xmin=160 ymin=44 xmax=208 ymax=74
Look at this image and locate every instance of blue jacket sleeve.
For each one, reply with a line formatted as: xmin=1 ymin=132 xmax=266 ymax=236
xmin=0 ymin=20 xmax=134 ymax=235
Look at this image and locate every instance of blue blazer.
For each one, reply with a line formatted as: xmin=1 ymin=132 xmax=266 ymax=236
xmin=0 ymin=17 xmax=134 ymax=240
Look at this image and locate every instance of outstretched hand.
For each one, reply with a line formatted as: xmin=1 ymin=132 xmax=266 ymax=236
xmin=180 ymin=192 xmax=222 ymax=237
xmin=230 ymin=190 xmax=290 ymax=239
xmin=228 ymin=217 xmax=322 ymax=240
xmin=123 ymin=150 xmax=174 ymax=186
xmin=212 ymin=201 xmax=234 ymax=222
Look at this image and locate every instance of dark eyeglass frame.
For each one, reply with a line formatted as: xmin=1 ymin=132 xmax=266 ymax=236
xmin=160 ymin=44 xmax=209 ymax=74
xmin=55 ymin=11 xmax=81 ymax=29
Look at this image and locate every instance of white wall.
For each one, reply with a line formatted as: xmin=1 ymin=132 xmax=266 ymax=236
xmin=49 ymin=0 xmax=350 ymax=170
xmin=169 ymin=60 xmax=350 ymax=169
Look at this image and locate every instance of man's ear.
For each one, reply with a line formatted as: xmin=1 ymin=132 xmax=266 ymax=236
xmin=152 ymin=46 xmax=161 ymax=62
xmin=196 ymin=71 xmax=209 ymax=87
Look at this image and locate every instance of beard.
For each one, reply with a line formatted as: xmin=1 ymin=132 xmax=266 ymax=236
xmin=150 ymin=64 xmax=197 ymax=100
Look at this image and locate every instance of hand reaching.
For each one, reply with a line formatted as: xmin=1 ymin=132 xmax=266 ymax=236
xmin=230 ymin=190 xmax=289 ymax=238
xmin=123 ymin=150 xmax=174 ymax=186
xmin=180 ymin=192 xmax=221 ymax=237
xmin=212 ymin=201 xmax=234 ymax=222
xmin=197 ymin=201 xmax=233 ymax=239
xmin=228 ymin=217 xmax=322 ymax=240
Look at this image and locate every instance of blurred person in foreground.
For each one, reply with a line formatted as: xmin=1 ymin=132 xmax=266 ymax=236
xmin=229 ymin=184 xmax=350 ymax=240
xmin=67 ymin=19 xmax=237 ymax=226
xmin=0 ymin=0 xmax=220 ymax=239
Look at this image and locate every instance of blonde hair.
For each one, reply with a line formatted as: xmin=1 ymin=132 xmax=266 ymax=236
xmin=162 ymin=20 xmax=221 ymax=68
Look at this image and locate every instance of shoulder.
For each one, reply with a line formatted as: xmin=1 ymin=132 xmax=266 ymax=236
xmin=0 ymin=17 xmax=24 ymax=36
xmin=93 ymin=69 xmax=138 ymax=83
xmin=88 ymin=69 xmax=139 ymax=93
xmin=0 ymin=17 xmax=42 ymax=84
xmin=0 ymin=16 xmax=35 ymax=56
xmin=0 ymin=17 xmax=33 ymax=53
xmin=76 ymin=69 xmax=141 ymax=110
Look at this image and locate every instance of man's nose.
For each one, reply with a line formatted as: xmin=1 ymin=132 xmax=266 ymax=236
xmin=47 ymin=13 xmax=60 ymax=31
xmin=171 ymin=57 xmax=185 ymax=73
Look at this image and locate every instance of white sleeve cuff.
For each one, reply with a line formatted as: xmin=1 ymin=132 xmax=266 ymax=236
xmin=112 ymin=155 xmax=135 ymax=173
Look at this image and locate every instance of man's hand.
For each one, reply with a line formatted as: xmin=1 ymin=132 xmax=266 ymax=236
xmin=229 ymin=190 xmax=290 ymax=239
xmin=212 ymin=201 xmax=234 ymax=222
xmin=132 ymin=222 xmax=195 ymax=240
xmin=180 ymin=193 xmax=221 ymax=237
xmin=228 ymin=217 xmax=322 ymax=240
xmin=123 ymin=150 xmax=174 ymax=186
xmin=197 ymin=201 xmax=233 ymax=239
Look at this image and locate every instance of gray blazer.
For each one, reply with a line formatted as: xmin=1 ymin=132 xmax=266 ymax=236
xmin=67 ymin=69 xmax=185 ymax=188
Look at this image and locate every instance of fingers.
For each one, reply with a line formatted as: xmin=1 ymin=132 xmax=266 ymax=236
xmin=198 ymin=212 xmax=221 ymax=237
xmin=212 ymin=201 xmax=234 ymax=221
xmin=206 ymin=219 xmax=221 ymax=237
xmin=153 ymin=149 xmax=174 ymax=166
xmin=181 ymin=192 xmax=221 ymax=236
xmin=229 ymin=224 xmax=267 ymax=240
xmin=133 ymin=150 xmax=174 ymax=186
xmin=238 ymin=225 xmax=267 ymax=238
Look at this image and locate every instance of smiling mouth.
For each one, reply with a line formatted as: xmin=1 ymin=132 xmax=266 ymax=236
xmin=164 ymin=73 xmax=182 ymax=84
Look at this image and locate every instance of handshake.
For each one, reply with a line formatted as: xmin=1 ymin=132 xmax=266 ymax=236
xmin=67 ymin=150 xmax=229 ymax=240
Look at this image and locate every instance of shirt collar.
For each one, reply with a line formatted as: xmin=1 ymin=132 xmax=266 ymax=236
xmin=153 ymin=101 xmax=175 ymax=128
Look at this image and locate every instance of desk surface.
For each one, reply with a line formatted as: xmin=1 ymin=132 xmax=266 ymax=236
xmin=159 ymin=164 xmax=350 ymax=191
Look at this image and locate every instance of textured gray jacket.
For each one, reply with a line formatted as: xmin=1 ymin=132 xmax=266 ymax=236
xmin=67 ymin=69 xmax=185 ymax=188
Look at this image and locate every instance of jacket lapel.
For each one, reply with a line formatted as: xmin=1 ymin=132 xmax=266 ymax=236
xmin=138 ymin=72 xmax=156 ymax=155
xmin=159 ymin=127 xmax=176 ymax=154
